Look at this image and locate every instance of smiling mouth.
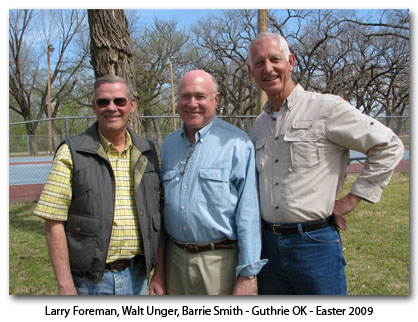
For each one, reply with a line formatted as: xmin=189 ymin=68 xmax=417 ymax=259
xmin=264 ymin=75 xmax=280 ymax=82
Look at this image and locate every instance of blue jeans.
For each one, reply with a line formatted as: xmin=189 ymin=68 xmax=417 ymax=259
xmin=72 ymin=257 xmax=148 ymax=295
xmin=257 ymin=222 xmax=347 ymax=295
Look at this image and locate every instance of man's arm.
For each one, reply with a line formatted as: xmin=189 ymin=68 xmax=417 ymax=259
xmin=327 ymin=100 xmax=404 ymax=230
xmin=44 ymin=219 xmax=77 ymax=295
xmin=233 ymin=140 xmax=268 ymax=294
xmin=232 ymin=275 xmax=256 ymax=295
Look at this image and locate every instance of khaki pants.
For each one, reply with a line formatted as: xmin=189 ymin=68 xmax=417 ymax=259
xmin=166 ymin=238 xmax=238 ymax=295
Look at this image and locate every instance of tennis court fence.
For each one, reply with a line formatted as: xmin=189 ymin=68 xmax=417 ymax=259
xmin=10 ymin=114 xmax=409 ymax=157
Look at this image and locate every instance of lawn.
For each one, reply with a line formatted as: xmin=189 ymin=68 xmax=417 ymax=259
xmin=339 ymin=171 xmax=409 ymax=295
xmin=9 ymin=202 xmax=57 ymax=295
xmin=9 ymin=171 xmax=409 ymax=295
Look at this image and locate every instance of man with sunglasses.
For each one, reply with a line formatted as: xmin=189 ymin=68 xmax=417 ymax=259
xmin=34 ymin=75 xmax=163 ymax=295
xmin=155 ymin=70 xmax=267 ymax=295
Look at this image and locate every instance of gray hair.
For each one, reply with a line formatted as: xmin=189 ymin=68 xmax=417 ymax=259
xmin=94 ymin=75 xmax=135 ymax=99
xmin=248 ymin=32 xmax=291 ymax=68
xmin=209 ymin=73 xmax=219 ymax=93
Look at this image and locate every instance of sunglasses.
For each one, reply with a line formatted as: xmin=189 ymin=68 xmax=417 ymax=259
xmin=95 ymin=97 xmax=128 ymax=108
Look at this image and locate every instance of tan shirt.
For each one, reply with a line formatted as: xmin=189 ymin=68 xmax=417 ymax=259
xmin=251 ymin=84 xmax=404 ymax=223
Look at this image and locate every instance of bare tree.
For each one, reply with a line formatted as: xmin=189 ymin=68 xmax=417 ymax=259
xmin=271 ymin=9 xmax=409 ymax=124
xmin=189 ymin=9 xmax=258 ymax=128
xmin=130 ymin=17 xmax=189 ymax=145
xmin=9 ymin=9 xmax=88 ymax=154
xmin=87 ymin=9 xmax=142 ymax=134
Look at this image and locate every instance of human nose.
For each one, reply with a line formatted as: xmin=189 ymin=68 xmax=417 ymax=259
xmin=187 ymin=96 xmax=198 ymax=107
xmin=105 ymin=100 xmax=119 ymax=111
xmin=264 ymin=60 xmax=274 ymax=73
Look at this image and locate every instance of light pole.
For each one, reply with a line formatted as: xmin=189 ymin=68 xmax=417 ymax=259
xmin=47 ymin=44 xmax=54 ymax=155
xmin=169 ymin=56 xmax=176 ymax=131
xmin=257 ymin=9 xmax=268 ymax=115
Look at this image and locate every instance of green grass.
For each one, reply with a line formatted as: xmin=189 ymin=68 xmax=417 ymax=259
xmin=9 ymin=202 xmax=57 ymax=295
xmin=339 ymin=171 xmax=409 ymax=295
xmin=9 ymin=171 xmax=409 ymax=295
xmin=400 ymin=135 xmax=409 ymax=149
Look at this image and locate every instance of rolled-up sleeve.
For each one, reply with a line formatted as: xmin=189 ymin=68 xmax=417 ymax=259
xmin=327 ymin=99 xmax=404 ymax=203
xmin=350 ymin=135 xmax=404 ymax=203
xmin=233 ymin=140 xmax=268 ymax=277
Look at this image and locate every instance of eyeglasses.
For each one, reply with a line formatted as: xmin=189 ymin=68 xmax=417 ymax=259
xmin=180 ymin=147 xmax=196 ymax=176
xmin=95 ymin=97 xmax=128 ymax=108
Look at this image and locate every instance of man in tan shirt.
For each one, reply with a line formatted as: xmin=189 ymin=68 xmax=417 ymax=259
xmin=248 ymin=32 xmax=404 ymax=295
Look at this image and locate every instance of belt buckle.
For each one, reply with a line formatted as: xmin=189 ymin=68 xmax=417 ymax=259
xmin=185 ymin=244 xmax=199 ymax=253
xmin=272 ymin=224 xmax=283 ymax=235
xmin=109 ymin=261 xmax=124 ymax=272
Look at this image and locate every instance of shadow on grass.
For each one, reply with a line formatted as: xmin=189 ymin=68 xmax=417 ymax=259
xmin=9 ymin=202 xmax=45 ymax=236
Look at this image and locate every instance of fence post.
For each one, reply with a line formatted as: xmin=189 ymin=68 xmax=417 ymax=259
xmin=65 ymin=117 xmax=69 ymax=140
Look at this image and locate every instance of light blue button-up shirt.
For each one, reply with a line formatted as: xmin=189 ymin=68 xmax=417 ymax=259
xmin=161 ymin=117 xmax=267 ymax=277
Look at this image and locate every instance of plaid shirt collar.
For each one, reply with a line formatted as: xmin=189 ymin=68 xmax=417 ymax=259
xmin=98 ymin=131 xmax=133 ymax=154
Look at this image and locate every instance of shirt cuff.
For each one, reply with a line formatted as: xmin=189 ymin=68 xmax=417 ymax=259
xmin=350 ymin=177 xmax=383 ymax=204
xmin=236 ymin=259 xmax=269 ymax=278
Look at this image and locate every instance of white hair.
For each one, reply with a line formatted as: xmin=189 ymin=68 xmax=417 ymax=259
xmin=248 ymin=32 xmax=291 ymax=68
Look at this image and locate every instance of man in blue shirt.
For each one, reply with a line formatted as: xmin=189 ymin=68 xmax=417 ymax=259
xmin=156 ymin=70 xmax=266 ymax=295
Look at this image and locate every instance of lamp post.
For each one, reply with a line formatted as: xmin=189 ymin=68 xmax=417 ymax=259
xmin=257 ymin=9 xmax=268 ymax=115
xmin=169 ymin=56 xmax=176 ymax=131
xmin=47 ymin=44 xmax=54 ymax=155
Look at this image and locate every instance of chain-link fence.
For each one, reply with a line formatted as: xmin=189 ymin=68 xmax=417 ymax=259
xmin=9 ymin=115 xmax=410 ymax=155
xmin=9 ymin=115 xmax=261 ymax=156
xmin=9 ymin=115 xmax=409 ymax=186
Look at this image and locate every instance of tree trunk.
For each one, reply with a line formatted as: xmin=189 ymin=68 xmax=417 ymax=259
xmin=87 ymin=9 xmax=142 ymax=135
xmin=25 ymin=123 xmax=38 ymax=156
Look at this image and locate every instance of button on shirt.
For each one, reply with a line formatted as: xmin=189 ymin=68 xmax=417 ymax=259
xmin=161 ymin=117 xmax=267 ymax=277
xmin=251 ymin=84 xmax=404 ymax=224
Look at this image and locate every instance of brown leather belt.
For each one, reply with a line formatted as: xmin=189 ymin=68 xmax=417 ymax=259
xmin=173 ymin=238 xmax=236 ymax=253
xmin=105 ymin=255 xmax=142 ymax=271
xmin=263 ymin=216 xmax=334 ymax=235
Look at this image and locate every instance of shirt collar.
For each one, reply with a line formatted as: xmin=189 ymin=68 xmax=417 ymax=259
xmin=286 ymin=84 xmax=304 ymax=111
xmin=99 ymin=130 xmax=132 ymax=154
xmin=181 ymin=117 xmax=216 ymax=146
xmin=263 ymin=84 xmax=304 ymax=116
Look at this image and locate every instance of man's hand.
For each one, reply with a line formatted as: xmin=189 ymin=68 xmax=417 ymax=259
xmin=149 ymin=269 xmax=166 ymax=295
xmin=332 ymin=193 xmax=362 ymax=230
xmin=232 ymin=275 xmax=256 ymax=295
xmin=58 ymin=284 xmax=77 ymax=295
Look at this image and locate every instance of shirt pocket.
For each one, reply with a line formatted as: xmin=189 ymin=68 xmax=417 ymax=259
xmin=284 ymin=120 xmax=322 ymax=171
xmin=199 ymin=168 xmax=230 ymax=206
xmin=255 ymin=137 xmax=267 ymax=173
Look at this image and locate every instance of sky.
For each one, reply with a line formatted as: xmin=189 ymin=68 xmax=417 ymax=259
xmin=137 ymin=9 xmax=223 ymax=29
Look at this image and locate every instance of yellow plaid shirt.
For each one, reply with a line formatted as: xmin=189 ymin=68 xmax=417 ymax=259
xmin=34 ymin=131 xmax=143 ymax=262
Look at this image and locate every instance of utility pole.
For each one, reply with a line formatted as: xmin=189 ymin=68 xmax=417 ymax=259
xmin=47 ymin=44 xmax=54 ymax=155
xmin=257 ymin=9 xmax=268 ymax=115
xmin=169 ymin=56 xmax=177 ymax=131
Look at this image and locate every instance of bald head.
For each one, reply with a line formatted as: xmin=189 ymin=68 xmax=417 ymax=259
xmin=178 ymin=70 xmax=218 ymax=94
